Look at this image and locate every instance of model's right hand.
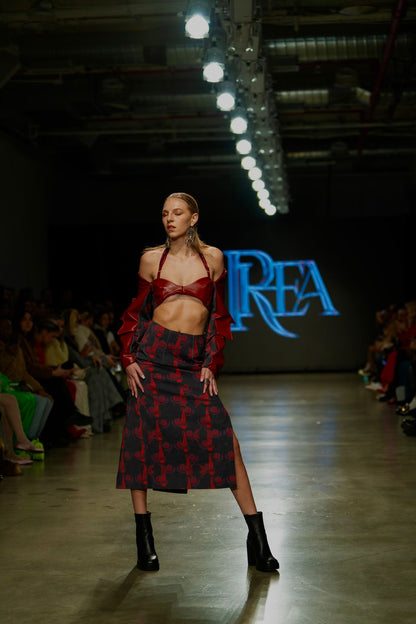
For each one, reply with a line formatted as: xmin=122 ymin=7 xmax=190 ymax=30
xmin=125 ymin=362 xmax=145 ymax=397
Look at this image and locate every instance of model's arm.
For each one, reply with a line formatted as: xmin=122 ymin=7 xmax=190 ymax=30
xmin=119 ymin=251 xmax=159 ymax=396
xmin=200 ymin=247 xmax=233 ymax=396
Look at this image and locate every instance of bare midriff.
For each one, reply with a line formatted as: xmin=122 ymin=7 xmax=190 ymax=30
xmin=152 ymin=294 xmax=209 ymax=335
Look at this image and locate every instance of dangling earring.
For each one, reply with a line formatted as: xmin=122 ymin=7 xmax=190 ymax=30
xmin=185 ymin=226 xmax=196 ymax=247
xmin=165 ymin=236 xmax=170 ymax=248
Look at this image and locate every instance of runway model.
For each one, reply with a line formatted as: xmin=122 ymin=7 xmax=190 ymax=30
xmin=116 ymin=192 xmax=278 ymax=573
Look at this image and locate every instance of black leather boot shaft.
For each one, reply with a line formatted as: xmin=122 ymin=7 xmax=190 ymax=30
xmin=244 ymin=511 xmax=279 ymax=572
xmin=135 ymin=512 xmax=159 ymax=571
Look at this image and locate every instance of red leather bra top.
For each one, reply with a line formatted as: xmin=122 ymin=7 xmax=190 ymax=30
xmin=152 ymin=248 xmax=214 ymax=309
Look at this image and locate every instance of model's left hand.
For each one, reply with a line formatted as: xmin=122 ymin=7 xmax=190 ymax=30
xmin=200 ymin=367 xmax=218 ymax=396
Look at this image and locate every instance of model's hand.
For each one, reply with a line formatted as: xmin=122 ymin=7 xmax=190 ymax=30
xmin=200 ymin=367 xmax=218 ymax=396
xmin=126 ymin=362 xmax=145 ymax=397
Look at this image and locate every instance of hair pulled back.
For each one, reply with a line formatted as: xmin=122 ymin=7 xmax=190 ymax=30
xmin=145 ymin=192 xmax=207 ymax=254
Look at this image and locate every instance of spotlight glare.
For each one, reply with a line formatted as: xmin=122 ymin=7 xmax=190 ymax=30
xmin=259 ymin=197 xmax=271 ymax=209
xmin=257 ymin=188 xmax=269 ymax=200
xmin=252 ymin=179 xmax=265 ymax=191
xmin=236 ymin=138 xmax=252 ymax=155
xmin=241 ymin=156 xmax=256 ymax=170
xmin=185 ymin=14 xmax=210 ymax=38
xmin=203 ymin=61 xmax=224 ymax=83
xmin=217 ymin=91 xmax=235 ymax=111
xmin=230 ymin=107 xmax=248 ymax=134
xmin=230 ymin=115 xmax=248 ymax=134
xmin=265 ymin=204 xmax=277 ymax=216
xmin=248 ymin=166 xmax=262 ymax=180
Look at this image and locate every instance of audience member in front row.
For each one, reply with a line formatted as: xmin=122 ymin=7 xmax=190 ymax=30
xmin=0 ymin=393 xmax=43 ymax=465
xmin=75 ymin=308 xmax=126 ymax=405
xmin=0 ymin=320 xmax=53 ymax=443
xmin=63 ymin=309 xmax=125 ymax=433
xmin=93 ymin=307 xmax=121 ymax=357
xmin=15 ymin=311 xmax=87 ymax=445
xmin=43 ymin=317 xmax=90 ymax=421
xmin=75 ymin=309 xmax=119 ymax=368
xmin=361 ymin=301 xmax=416 ymax=406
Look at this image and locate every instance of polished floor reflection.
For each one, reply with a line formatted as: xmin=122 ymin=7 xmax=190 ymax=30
xmin=1 ymin=373 xmax=415 ymax=624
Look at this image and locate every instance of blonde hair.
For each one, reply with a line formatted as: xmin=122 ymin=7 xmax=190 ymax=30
xmin=145 ymin=192 xmax=207 ymax=254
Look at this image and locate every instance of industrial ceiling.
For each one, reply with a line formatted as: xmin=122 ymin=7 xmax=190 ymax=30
xmin=0 ymin=1 xmax=415 ymax=214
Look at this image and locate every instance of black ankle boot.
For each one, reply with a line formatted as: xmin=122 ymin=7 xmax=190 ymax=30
xmin=244 ymin=511 xmax=279 ymax=572
xmin=135 ymin=512 xmax=159 ymax=571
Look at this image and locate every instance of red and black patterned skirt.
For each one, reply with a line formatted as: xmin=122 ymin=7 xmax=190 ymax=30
xmin=116 ymin=322 xmax=236 ymax=492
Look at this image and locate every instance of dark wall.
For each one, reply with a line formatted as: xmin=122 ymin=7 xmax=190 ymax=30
xmin=0 ymin=133 xmax=49 ymax=295
xmin=47 ymin=164 xmax=415 ymax=373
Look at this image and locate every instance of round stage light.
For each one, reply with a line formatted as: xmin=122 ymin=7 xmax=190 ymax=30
xmin=265 ymin=204 xmax=277 ymax=216
xmin=230 ymin=108 xmax=248 ymax=134
xmin=252 ymin=179 xmax=265 ymax=191
xmin=236 ymin=138 xmax=252 ymax=155
xmin=241 ymin=156 xmax=256 ymax=170
xmin=248 ymin=166 xmax=262 ymax=180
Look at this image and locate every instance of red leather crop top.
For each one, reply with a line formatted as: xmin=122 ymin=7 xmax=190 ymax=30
xmin=152 ymin=247 xmax=213 ymax=309
xmin=118 ymin=247 xmax=234 ymax=376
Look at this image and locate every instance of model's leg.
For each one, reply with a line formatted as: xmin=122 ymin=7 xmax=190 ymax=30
xmin=131 ymin=489 xmax=159 ymax=571
xmin=131 ymin=488 xmax=148 ymax=513
xmin=230 ymin=433 xmax=257 ymax=515
xmin=230 ymin=433 xmax=279 ymax=573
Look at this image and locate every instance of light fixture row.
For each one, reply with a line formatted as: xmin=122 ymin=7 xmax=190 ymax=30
xmin=183 ymin=0 xmax=290 ymax=215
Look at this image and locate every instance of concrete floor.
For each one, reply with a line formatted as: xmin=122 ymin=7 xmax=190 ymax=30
xmin=1 ymin=373 xmax=415 ymax=624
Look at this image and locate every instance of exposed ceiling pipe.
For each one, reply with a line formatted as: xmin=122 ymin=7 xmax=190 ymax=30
xmin=18 ymin=37 xmax=203 ymax=69
xmin=276 ymin=88 xmax=416 ymax=107
xmin=101 ymin=148 xmax=416 ymax=167
xmin=15 ymin=33 xmax=414 ymax=73
xmin=0 ymin=3 xmax=185 ymax=23
xmin=283 ymin=119 xmax=416 ymax=132
xmin=261 ymin=8 xmax=416 ymax=27
xmin=357 ymin=0 xmax=409 ymax=157
xmin=38 ymin=126 xmax=228 ymax=137
xmin=266 ymin=34 xmax=413 ymax=63
xmin=287 ymin=147 xmax=416 ymax=160
xmin=113 ymin=154 xmax=240 ymax=166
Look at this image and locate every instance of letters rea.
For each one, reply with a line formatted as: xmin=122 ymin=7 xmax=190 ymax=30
xmin=224 ymin=250 xmax=339 ymax=339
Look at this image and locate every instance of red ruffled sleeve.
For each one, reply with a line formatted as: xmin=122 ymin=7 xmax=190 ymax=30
xmin=117 ymin=276 xmax=153 ymax=370
xmin=202 ymin=270 xmax=234 ymax=378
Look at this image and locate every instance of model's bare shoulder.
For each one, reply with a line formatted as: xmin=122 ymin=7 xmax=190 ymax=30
xmin=139 ymin=248 xmax=164 ymax=281
xmin=204 ymin=246 xmax=225 ymax=279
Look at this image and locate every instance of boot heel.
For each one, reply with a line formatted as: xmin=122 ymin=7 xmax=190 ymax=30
xmin=135 ymin=512 xmax=160 ymax=572
xmin=247 ymin=539 xmax=256 ymax=566
xmin=244 ymin=511 xmax=279 ymax=573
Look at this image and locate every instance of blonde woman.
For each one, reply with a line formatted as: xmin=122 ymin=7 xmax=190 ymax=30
xmin=117 ymin=193 xmax=278 ymax=574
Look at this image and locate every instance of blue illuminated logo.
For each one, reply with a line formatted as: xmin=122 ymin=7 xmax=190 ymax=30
xmin=224 ymin=250 xmax=339 ymax=338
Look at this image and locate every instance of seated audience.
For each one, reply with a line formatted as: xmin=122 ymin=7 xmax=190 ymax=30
xmin=0 ymin=392 xmax=44 ymax=465
xmin=63 ymin=309 xmax=124 ymax=433
xmin=15 ymin=311 xmax=88 ymax=445
xmin=359 ymin=299 xmax=416 ymax=435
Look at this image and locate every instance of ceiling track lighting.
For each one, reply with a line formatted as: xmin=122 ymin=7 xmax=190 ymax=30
xmin=183 ymin=0 xmax=290 ymax=216
xmin=185 ymin=0 xmax=212 ymax=39
xmin=236 ymin=136 xmax=252 ymax=155
xmin=202 ymin=25 xmax=226 ymax=83
xmin=230 ymin=107 xmax=248 ymax=134
xmin=248 ymin=166 xmax=262 ymax=181
xmin=252 ymin=179 xmax=265 ymax=191
xmin=216 ymin=80 xmax=236 ymax=111
xmin=241 ymin=155 xmax=256 ymax=170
